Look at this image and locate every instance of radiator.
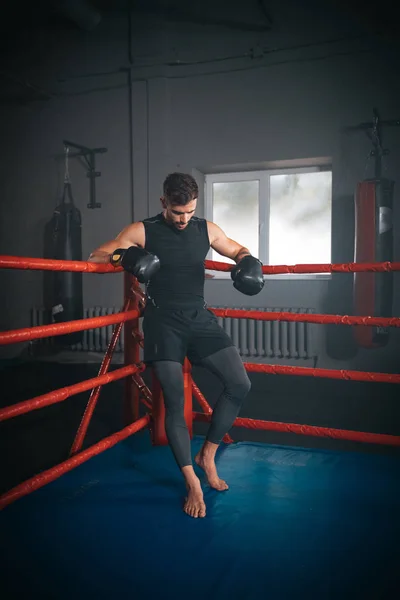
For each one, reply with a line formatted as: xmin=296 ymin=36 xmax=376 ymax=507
xmin=214 ymin=306 xmax=316 ymax=360
xmin=30 ymin=306 xmax=316 ymax=360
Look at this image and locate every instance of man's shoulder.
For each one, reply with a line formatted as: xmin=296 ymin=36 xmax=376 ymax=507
xmin=190 ymin=216 xmax=208 ymax=228
xmin=142 ymin=213 xmax=163 ymax=225
xmin=204 ymin=220 xmax=219 ymax=231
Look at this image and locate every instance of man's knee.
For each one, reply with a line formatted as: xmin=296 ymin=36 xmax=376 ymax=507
xmin=221 ymin=366 xmax=251 ymax=409
xmin=231 ymin=371 xmax=251 ymax=401
xmin=242 ymin=372 xmax=252 ymax=396
xmin=202 ymin=346 xmax=251 ymax=401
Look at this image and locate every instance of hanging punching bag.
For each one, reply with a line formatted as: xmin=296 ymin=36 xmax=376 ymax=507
xmin=44 ymin=181 xmax=84 ymax=346
xmin=353 ymin=178 xmax=394 ymax=348
xmin=324 ymin=194 xmax=358 ymax=360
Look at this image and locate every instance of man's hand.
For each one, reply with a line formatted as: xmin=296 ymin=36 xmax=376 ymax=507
xmin=231 ymin=255 xmax=264 ymax=296
xmin=111 ymin=246 xmax=160 ymax=283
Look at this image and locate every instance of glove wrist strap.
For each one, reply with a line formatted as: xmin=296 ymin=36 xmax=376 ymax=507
xmin=237 ymin=254 xmax=263 ymax=266
xmin=110 ymin=248 xmax=126 ymax=267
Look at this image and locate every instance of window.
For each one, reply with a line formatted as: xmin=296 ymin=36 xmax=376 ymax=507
xmin=205 ymin=167 xmax=332 ymax=278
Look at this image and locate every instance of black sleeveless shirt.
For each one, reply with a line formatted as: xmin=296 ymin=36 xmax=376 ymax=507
xmin=143 ymin=213 xmax=210 ymax=307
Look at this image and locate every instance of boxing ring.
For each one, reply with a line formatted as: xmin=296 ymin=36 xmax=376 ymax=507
xmin=1 ymin=254 xmax=399 ymax=599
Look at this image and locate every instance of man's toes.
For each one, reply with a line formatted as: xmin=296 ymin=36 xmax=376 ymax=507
xmin=209 ymin=478 xmax=229 ymax=491
xmin=183 ymin=501 xmax=206 ymax=518
xmin=184 ymin=502 xmax=195 ymax=518
xmin=196 ymin=503 xmax=203 ymax=517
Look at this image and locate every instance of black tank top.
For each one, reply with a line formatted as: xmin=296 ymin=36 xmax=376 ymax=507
xmin=143 ymin=213 xmax=210 ymax=307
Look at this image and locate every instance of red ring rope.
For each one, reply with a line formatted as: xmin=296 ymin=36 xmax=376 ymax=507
xmin=193 ymin=413 xmax=400 ymax=447
xmin=210 ymin=308 xmax=400 ymax=328
xmin=0 ymin=255 xmax=118 ymax=272
xmin=0 ymin=364 xmax=144 ymax=422
xmin=0 ymin=310 xmax=140 ymax=346
xmin=1 ymin=308 xmax=398 ymax=349
xmin=1 ymin=255 xmax=400 ymax=274
xmin=0 ymin=415 xmax=150 ymax=510
xmin=205 ymin=259 xmax=400 ymax=274
xmin=244 ymin=362 xmax=400 ymax=384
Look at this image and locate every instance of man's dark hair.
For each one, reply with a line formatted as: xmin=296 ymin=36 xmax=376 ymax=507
xmin=163 ymin=172 xmax=198 ymax=206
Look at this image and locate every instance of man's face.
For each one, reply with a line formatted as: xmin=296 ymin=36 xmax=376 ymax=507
xmin=161 ymin=197 xmax=197 ymax=230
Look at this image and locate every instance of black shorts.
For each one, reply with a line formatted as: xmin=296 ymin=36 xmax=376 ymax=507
xmin=142 ymin=304 xmax=234 ymax=364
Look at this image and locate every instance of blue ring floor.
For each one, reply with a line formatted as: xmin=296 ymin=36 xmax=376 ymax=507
xmin=1 ymin=430 xmax=399 ymax=600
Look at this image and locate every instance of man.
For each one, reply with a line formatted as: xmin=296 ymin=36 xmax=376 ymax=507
xmin=89 ymin=172 xmax=264 ymax=518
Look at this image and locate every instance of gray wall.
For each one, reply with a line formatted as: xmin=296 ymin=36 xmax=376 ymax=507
xmin=1 ymin=0 xmax=399 ymax=375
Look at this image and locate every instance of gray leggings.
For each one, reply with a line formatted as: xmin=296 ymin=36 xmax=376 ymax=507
xmin=152 ymin=346 xmax=251 ymax=468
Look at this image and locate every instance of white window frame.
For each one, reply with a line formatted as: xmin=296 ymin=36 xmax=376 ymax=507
xmin=205 ymin=167 xmax=332 ymax=280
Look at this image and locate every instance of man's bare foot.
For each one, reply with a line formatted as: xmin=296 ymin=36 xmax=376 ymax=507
xmin=195 ymin=449 xmax=229 ymax=491
xmin=183 ymin=480 xmax=206 ymax=518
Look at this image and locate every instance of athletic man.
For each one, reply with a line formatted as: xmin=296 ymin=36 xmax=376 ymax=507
xmin=89 ymin=173 xmax=264 ymax=518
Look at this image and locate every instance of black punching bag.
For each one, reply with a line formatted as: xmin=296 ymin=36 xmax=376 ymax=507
xmin=324 ymin=194 xmax=358 ymax=360
xmin=44 ymin=181 xmax=83 ymax=346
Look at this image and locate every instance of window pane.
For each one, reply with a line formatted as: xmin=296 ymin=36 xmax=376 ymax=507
xmin=269 ymin=171 xmax=331 ymax=265
xmin=212 ymin=180 xmax=259 ymax=263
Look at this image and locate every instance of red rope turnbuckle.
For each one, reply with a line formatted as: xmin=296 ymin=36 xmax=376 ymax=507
xmin=0 ymin=254 xmax=399 ymax=510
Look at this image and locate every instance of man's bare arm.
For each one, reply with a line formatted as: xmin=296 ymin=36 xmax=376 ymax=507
xmin=207 ymin=221 xmax=264 ymax=296
xmin=88 ymin=222 xmax=145 ymax=264
xmin=207 ymin=221 xmax=251 ymax=263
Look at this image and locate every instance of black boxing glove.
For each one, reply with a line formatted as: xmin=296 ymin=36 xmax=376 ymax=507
xmin=231 ymin=255 xmax=264 ymax=296
xmin=111 ymin=246 xmax=160 ymax=283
